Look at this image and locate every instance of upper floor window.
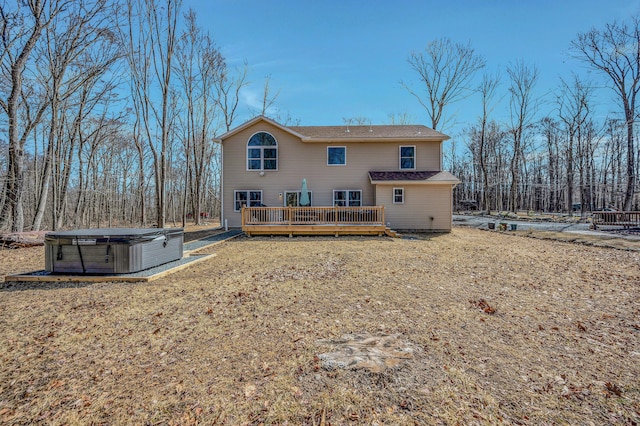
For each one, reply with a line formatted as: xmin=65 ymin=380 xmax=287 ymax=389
xmin=327 ymin=146 xmax=346 ymax=165
xmin=400 ymin=146 xmax=415 ymax=170
xmin=247 ymin=132 xmax=277 ymax=170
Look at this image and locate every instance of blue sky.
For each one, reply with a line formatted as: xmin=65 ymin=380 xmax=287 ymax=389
xmin=186 ymin=0 xmax=640 ymax=137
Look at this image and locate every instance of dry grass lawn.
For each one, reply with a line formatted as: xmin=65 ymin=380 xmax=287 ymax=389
xmin=1 ymin=228 xmax=639 ymax=425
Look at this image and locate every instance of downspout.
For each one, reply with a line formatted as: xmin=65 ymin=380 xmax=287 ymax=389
xmin=220 ymin=141 xmax=224 ymax=228
xmin=450 ymin=182 xmax=460 ymax=230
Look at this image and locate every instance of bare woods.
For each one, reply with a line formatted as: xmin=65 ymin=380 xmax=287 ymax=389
xmin=420 ymin=21 xmax=640 ymax=214
xmin=1 ymin=2 xmax=640 ymax=232
xmin=0 ymin=0 xmax=245 ymax=232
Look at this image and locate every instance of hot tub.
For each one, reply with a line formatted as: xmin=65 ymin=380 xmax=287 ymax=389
xmin=44 ymin=228 xmax=183 ymax=274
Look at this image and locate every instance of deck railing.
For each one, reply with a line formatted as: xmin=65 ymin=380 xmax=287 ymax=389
xmin=242 ymin=206 xmax=385 ymax=227
xmin=593 ymin=211 xmax=640 ymax=228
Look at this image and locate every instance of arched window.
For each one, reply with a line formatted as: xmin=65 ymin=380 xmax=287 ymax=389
xmin=247 ymin=132 xmax=277 ymax=170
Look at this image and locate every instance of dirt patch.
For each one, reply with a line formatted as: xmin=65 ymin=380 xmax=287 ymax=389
xmin=0 ymin=228 xmax=639 ymax=424
xmin=317 ymin=333 xmax=415 ymax=373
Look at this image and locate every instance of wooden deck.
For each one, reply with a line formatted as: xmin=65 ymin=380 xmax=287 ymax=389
xmin=593 ymin=211 xmax=640 ymax=229
xmin=242 ymin=206 xmax=396 ymax=237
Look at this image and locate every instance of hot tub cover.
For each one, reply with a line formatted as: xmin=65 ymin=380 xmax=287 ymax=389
xmin=44 ymin=228 xmax=184 ymax=274
xmin=45 ymin=227 xmax=183 ymax=243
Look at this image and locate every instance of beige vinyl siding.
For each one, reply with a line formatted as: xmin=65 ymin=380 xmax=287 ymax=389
xmin=376 ymin=184 xmax=453 ymax=231
xmin=222 ymin=121 xmax=444 ymax=227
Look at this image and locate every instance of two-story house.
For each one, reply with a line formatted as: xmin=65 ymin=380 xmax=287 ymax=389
xmin=216 ymin=116 xmax=460 ymax=232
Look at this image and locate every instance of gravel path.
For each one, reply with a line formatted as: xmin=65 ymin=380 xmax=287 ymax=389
xmin=454 ymin=214 xmax=640 ymax=241
xmin=184 ymin=229 xmax=244 ymax=251
xmin=453 ymin=214 xmax=591 ymax=231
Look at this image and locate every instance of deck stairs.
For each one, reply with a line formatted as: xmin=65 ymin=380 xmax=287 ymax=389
xmin=384 ymin=227 xmax=401 ymax=238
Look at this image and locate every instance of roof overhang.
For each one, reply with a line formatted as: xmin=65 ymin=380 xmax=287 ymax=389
xmin=298 ymin=136 xmax=447 ymax=143
xmin=368 ymin=171 xmax=461 ymax=185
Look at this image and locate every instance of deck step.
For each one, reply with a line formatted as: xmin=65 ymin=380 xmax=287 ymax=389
xmin=384 ymin=227 xmax=401 ymax=238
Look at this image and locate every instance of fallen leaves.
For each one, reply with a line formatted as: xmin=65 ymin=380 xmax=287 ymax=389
xmin=469 ymin=299 xmax=496 ymax=314
xmin=1 ymin=228 xmax=640 ymax=424
xmin=604 ymin=382 xmax=623 ymax=397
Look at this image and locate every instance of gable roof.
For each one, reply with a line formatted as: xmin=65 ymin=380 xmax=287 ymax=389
xmin=214 ymin=116 xmax=307 ymax=142
xmin=369 ymin=170 xmax=461 ymax=185
xmin=215 ymin=116 xmax=450 ymax=143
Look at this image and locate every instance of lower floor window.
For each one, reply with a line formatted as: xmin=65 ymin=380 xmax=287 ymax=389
xmin=234 ymin=190 xmax=263 ymax=211
xmin=393 ymin=188 xmax=404 ymax=204
xmin=284 ymin=191 xmax=313 ymax=207
xmin=333 ymin=190 xmax=362 ymax=207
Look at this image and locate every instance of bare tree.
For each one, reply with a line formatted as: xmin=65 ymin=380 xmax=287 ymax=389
xmin=403 ymin=37 xmax=485 ymax=131
xmin=216 ymin=62 xmax=248 ymax=132
xmin=557 ymin=74 xmax=596 ymax=214
xmin=540 ymin=117 xmax=562 ymax=211
xmin=343 ymin=116 xmax=370 ymax=126
xmin=121 ymin=0 xmax=181 ymax=228
xmin=476 ymin=72 xmax=501 ymax=213
xmin=599 ymin=119 xmax=625 ymax=209
xmin=506 ymin=61 xmax=539 ymax=212
xmin=175 ymin=8 xmax=224 ymax=226
xmin=572 ymin=16 xmax=640 ymax=210
xmin=387 ymin=112 xmax=415 ymax=125
xmin=258 ymin=74 xmax=280 ymax=117
xmin=31 ymin=0 xmax=120 ymax=230
xmin=0 ymin=0 xmax=68 ymax=231
xmin=577 ymin=122 xmax=600 ymax=213
xmin=557 ymin=74 xmax=593 ymax=213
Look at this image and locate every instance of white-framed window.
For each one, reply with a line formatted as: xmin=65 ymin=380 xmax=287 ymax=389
xmin=327 ymin=146 xmax=346 ymax=166
xmin=333 ymin=190 xmax=362 ymax=207
xmin=393 ymin=187 xmax=405 ymax=204
xmin=400 ymin=145 xmax=416 ymax=170
xmin=234 ymin=190 xmax=263 ymax=211
xmin=284 ymin=190 xmax=313 ymax=207
xmin=247 ymin=132 xmax=277 ymax=171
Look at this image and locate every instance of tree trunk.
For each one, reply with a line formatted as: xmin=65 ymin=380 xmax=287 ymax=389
xmin=623 ymin=108 xmax=635 ymax=210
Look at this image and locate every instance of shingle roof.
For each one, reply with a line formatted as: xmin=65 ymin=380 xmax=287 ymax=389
xmin=368 ymin=171 xmax=461 ymax=184
xmin=368 ymin=171 xmax=439 ymax=181
xmin=289 ymin=124 xmax=448 ymax=141
xmin=215 ymin=116 xmax=450 ymax=143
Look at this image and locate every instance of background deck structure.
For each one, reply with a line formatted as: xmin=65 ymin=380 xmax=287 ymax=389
xmin=593 ymin=211 xmax=640 ymax=230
